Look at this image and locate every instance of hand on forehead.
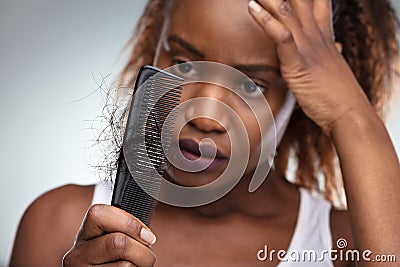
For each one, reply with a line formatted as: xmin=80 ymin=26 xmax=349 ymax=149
xmin=165 ymin=0 xmax=279 ymax=65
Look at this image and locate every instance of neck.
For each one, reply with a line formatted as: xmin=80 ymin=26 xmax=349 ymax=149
xmin=157 ymin=169 xmax=300 ymax=219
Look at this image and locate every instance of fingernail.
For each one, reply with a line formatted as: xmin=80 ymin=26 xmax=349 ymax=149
xmin=140 ymin=228 xmax=157 ymax=245
xmin=249 ymin=0 xmax=262 ymax=13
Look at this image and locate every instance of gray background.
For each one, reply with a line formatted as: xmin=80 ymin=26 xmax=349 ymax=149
xmin=0 ymin=0 xmax=399 ymax=265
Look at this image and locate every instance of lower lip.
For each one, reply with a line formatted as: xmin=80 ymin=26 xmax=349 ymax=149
xmin=180 ymin=149 xmax=227 ymax=172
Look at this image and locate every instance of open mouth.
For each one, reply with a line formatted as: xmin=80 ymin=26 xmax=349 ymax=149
xmin=177 ymin=138 xmax=228 ymax=172
xmin=179 ymin=138 xmax=227 ymax=159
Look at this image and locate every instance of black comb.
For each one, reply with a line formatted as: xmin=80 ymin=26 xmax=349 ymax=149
xmin=111 ymin=66 xmax=183 ymax=227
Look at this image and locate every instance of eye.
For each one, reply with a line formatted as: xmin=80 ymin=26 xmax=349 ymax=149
xmin=239 ymin=80 xmax=267 ymax=98
xmin=178 ymin=62 xmax=193 ymax=74
xmin=172 ymin=60 xmax=199 ymax=78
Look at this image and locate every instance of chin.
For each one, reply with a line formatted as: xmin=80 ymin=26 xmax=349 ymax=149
xmin=165 ymin=165 xmax=226 ymax=187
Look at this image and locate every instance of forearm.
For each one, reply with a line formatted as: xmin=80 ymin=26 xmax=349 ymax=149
xmin=331 ymin=101 xmax=400 ymax=264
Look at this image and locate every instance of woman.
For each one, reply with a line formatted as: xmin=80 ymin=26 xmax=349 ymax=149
xmin=10 ymin=0 xmax=400 ymax=266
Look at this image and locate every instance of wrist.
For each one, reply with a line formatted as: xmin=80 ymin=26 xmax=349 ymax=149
xmin=330 ymin=102 xmax=383 ymax=144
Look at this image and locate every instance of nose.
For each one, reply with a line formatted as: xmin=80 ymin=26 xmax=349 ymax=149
xmin=182 ymin=83 xmax=232 ymax=133
xmin=188 ymin=117 xmax=225 ymax=133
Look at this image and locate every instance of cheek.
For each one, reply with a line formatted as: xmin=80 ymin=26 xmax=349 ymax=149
xmin=237 ymin=114 xmax=262 ymax=174
xmin=244 ymin=115 xmax=262 ymax=152
xmin=235 ymin=101 xmax=275 ymax=171
xmin=268 ymin=87 xmax=288 ymax=117
xmin=233 ymin=105 xmax=263 ymax=150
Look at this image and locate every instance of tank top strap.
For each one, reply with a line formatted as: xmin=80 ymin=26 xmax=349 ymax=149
xmin=293 ymin=187 xmax=333 ymax=249
xmin=278 ymin=187 xmax=333 ymax=266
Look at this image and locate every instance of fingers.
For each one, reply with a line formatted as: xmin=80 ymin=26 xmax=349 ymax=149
xmin=313 ymin=0 xmax=334 ymax=40
xmin=74 ymin=232 xmax=156 ymax=267
xmin=248 ymin=1 xmax=302 ymax=67
xmin=288 ymin=0 xmax=318 ymax=29
xmin=255 ymin=0 xmax=301 ymax=30
xmin=77 ymin=204 xmax=156 ymax=246
xmin=250 ymin=0 xmax=335 ymax=42
xmin=63 ymin=205 xmax=157 ymax=267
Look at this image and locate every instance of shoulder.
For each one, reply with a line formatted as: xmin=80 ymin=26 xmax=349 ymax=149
xmin=9 ymin=184 xmax=95 ymax=267
xmin=32 ymin=183 xmax=94 ymax=211
xmin=23 ymin=184 xmax=95 ymax=232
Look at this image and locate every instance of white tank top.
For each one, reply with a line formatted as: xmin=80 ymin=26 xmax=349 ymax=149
xmin=91 ymin=181 xmax=333 ymax=266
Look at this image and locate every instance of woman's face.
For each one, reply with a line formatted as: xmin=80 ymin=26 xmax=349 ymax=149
xmin=154 ymin=0 xmax=287 ymax=187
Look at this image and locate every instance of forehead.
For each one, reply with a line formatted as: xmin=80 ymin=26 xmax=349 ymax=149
xmin=166 ymin=0 xmax=278 ymax=65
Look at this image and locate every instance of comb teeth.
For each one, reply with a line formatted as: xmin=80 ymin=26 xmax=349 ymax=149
xmin=134 ymin=74 xmax=183 ymax=212
xmin=112 ymin=66 xmax=183 ymax=227
xmin=143 ymin=75 xmax=183 ymax=173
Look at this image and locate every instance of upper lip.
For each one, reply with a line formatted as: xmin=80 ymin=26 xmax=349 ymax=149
xmin=179 ymin=138 xmax=228 ymax=159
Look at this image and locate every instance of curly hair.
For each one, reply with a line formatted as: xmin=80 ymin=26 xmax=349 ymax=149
xmin=108 ymin=0 xmax=398 ymax=208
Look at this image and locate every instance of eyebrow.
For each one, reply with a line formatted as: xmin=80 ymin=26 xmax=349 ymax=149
xmin=234 ymin=64 xmax=280 ymax=75
xmin=167 ymin=35 xmax=279 ymax=74
xmin=167 ymin=35 xmax=205 ymax=58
